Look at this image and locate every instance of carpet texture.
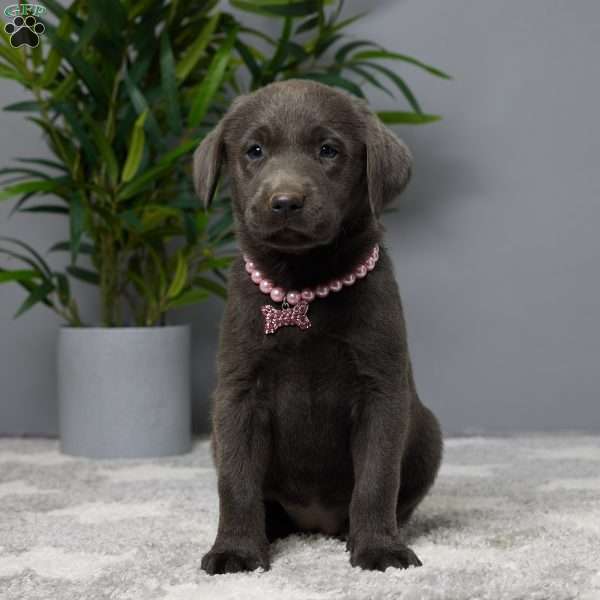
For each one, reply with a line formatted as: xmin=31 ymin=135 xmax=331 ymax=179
xmin=0 ymin=434 xmax=599 ymax=599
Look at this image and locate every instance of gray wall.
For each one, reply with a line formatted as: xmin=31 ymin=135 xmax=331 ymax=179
xmin=1 ymin=0 xmax=599 ymax=436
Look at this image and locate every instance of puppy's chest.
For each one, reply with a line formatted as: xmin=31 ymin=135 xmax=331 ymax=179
xmin=256 ymin=337 xmax=360 ymax=463
xmin=259 ymin=335 xmax=357 ymax=408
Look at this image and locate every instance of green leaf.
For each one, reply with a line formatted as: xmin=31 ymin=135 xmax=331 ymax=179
xmin=175 ymin=12 xmax=220 ymax=82
xmin=354 ymin=61 xmax=422 ymax=113
xmin=160 ymin=31 xmax=182 ymax=135
xmin=85 ymin=118 xmax=119 ymax=184
xmin=72 ymin=16 xmax=101 ymax=55
xmin=8 ymin=276 xmax=54 ymax=309
xmin=123 ymin=69 xmax=164 ymax=150
xmin=182 ymin=210 xmax=198 ymax=244
xmin=167 ymin=252 xmax=188 ymax=299
xmin=199 ymin=255 xmax=234 ymax=271
xmin=52 ymin=72 xmax=78 ymax=102
xmin=53 ymin=272 xmax=71 ymax=305
xmin=265 ymin=17 xmax=292 ymax=76
xmin=0 ymin=238 xmax=52 ymax=279
xmin=170 ymin=195 xmax=198 ymax=210
xmin=40 ymin=11 xmax=74 ymax=87
xmin=117 ymin=165 xmax=168 ymax=201
xmin=121 ymin=110 xmax=148 ymax=183
xmin=14 ymin=281 xmax=55 ymax=318
xmin=0 ymin=269 xmax=40 ymax=284
xmin=19 ymin=204 xmax=69 ymax=214
xmin=313 ymin=33 xmax=344 ymax=58
xmin=0 ymin=166 xmax=51 ymax=179
xmin=66 ymin=266 xmax=100 ymax=285
xmin=207 ymin=209 xmax=234 ymax=242
xmin=212 ymin=267 xmax=228 ymax=283
xmin=25 ymin=117 xmax=76 ymax=170
xmin=350 ymin=50 xmax=452 ymax=79
xmin=234 ymin=39 xmax=261 ymax=83
xmin=88 ymin=0 xmax=127 ymax=32
xmin=69 ymin=191 xmax=85 ymax=264
xmin=167 ymin=287 xmax=210 ymax=309
xmin=296 ymin=15 xmax=319 ymax=33
xmin=194 ymin=275 xmax=227 ymax=299
xmin=9 ymin=192 xmax=58 ymax=216
xmin=116 ymin=137 xmax=201 ymax=201
xmin=284 ymin=41 xmax=309 ymax=63
xmin=127 ymin=55 xmax=152 ymax=90
xmin=346 ymin=64 xmax=393 ymax=98
xmin=0 ymin=19 xmax=12 ymax=46
xmin=230 ymin=0 xmax=320 ymax=17
xmin=3 ymin=101 xmax=40 ymax=112
xmin=119 ymin=209 xmax=144 ymax=232
xmin=127 ymin=0 xmax=158 ymax=19
xmin=188 ymin=26 xmax=238 ymax=127
xmin=0 ymin=65 xmax=26 ymax=84
xmin=295 ymin=72 xmax=365 ymax=97
xmin=0 ymin=44 xmax=26 ymax=71
xmin=0 ymin=179 xmax=66 ymax=202
xmin=39 ymin=0 xmax=73 ymax=19
xmin=49 ymin=241 xmax=94 ymax=255
xmin=334 ymin=40 xmax=379 ymax=64
xmin=377 ymin=111 xmax=441 ymax=125
xmin=44 ymin=27 xmax=110 ymax=102
xmin=146 ymin=246 xmax=168 ymax=298
xmin=140 ymin=205 xmax=181 ymax=231
xmin=331 ymin=10 xmax=369 ymax=32
xmin=239 ymin=26 xmax=276 ymax=46
xmin=128 ymin=271 xmax=155 ymax=307
xmin=0 ymin=248 xmax=42 ymax=276
xmin=30 ymin=43 xmax=43 ymax=69
xmin=16 ymin=158 xmax=67 ymax=171
xmin=195 ymin=211 xmax=209 ymax=232
xmin=55 ymin=102 xmax=97 ymax=165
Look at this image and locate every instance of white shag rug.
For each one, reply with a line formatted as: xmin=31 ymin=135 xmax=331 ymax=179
xmin=0 ymin=434 xmax=599 ymax=600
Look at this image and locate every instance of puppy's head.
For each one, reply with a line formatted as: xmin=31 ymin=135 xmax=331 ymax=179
xmin=193 ymin=79 xmax=411 ymax=253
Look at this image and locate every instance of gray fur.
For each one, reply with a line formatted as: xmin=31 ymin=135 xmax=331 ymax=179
xmin=194 ymin=79 xmax=443 ymax=574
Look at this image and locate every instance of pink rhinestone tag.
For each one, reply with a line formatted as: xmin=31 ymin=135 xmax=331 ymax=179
xmin=261 ymin=301 xmax=311 ymax=335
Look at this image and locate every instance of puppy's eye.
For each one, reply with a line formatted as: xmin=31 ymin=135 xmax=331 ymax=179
xmin=319 ymin=144 xmax=338 ymax=159
xmin=246 ymin=144 xmax=263 ymax=160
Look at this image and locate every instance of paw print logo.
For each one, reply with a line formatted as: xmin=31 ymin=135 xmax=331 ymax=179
xmin=4 ymin=15 xmax=45 ymax=48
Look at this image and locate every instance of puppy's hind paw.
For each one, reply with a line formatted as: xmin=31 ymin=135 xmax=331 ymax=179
xmin=350 ymin=541 xmax=422 ymax=571
xmin=201 ymin=546 xmax=270 ymax=575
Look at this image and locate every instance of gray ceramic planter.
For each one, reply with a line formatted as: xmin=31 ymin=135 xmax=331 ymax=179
xmin=57 ymin=325 xmax=191 ymax=459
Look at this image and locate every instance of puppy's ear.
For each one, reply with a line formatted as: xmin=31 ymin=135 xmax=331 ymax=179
xmin=365 ymin=113 xmax=413 ymax=216
xmin=193 ymin=122 xmax=225 ymax=208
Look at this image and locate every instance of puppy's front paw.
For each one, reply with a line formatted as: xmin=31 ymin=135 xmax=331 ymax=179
xmin=201 ymin=542 xmax=270 ymax=574
xmin=350 ymin=539 xmax=422 ymax=571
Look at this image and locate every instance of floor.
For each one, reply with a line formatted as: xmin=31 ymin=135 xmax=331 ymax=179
xmin=0 ymin=434 xmax=599 ymax=599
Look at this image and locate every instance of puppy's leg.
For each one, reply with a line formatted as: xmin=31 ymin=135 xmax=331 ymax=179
xmin=347 ymin=390 xmax=422 ymax=571
xmin=201 ymin=390 xmax=271 ymax=575
xmin=397 ymin=400 xmax=443 ymax=527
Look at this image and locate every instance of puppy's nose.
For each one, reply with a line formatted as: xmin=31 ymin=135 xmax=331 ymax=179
xmin=270 ymin=193 xmax=304 ymax=215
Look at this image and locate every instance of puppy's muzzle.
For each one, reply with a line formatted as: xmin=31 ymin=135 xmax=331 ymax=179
xmin=270 ymin=192 xmax=305 ymax=215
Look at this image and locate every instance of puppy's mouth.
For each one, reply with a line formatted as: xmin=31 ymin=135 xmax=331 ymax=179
xmin=263 ymin=227 xmax=321 ymax=251
xmin=243 ymin=202 xmax=339 ymax=252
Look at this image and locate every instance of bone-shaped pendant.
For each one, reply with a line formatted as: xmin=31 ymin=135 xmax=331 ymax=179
xmin=261 ymin=301 xmax=311 ymax=335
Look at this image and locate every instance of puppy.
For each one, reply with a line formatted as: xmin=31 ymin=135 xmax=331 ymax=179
xmin=194 ymin=79 xmax=443 ymax=574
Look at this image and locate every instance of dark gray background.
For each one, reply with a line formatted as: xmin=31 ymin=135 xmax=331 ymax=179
xmin=1 ymin=0 xmax=599 ymax=436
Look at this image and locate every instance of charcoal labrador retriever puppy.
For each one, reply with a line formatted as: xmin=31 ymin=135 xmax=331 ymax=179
xmin=194 ymin=79 xmax=443 ymax=574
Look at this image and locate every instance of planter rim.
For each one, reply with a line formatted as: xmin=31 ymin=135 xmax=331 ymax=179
xmin=59 ymin=324 xmax=191 ymax=332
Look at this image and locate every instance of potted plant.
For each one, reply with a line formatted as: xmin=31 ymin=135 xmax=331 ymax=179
xmin=0 ymin=0 xmax=448 ymax=458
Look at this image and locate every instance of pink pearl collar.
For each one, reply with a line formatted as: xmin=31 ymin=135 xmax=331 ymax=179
xmin=243 ymin=244 xmax=380 ymax=334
